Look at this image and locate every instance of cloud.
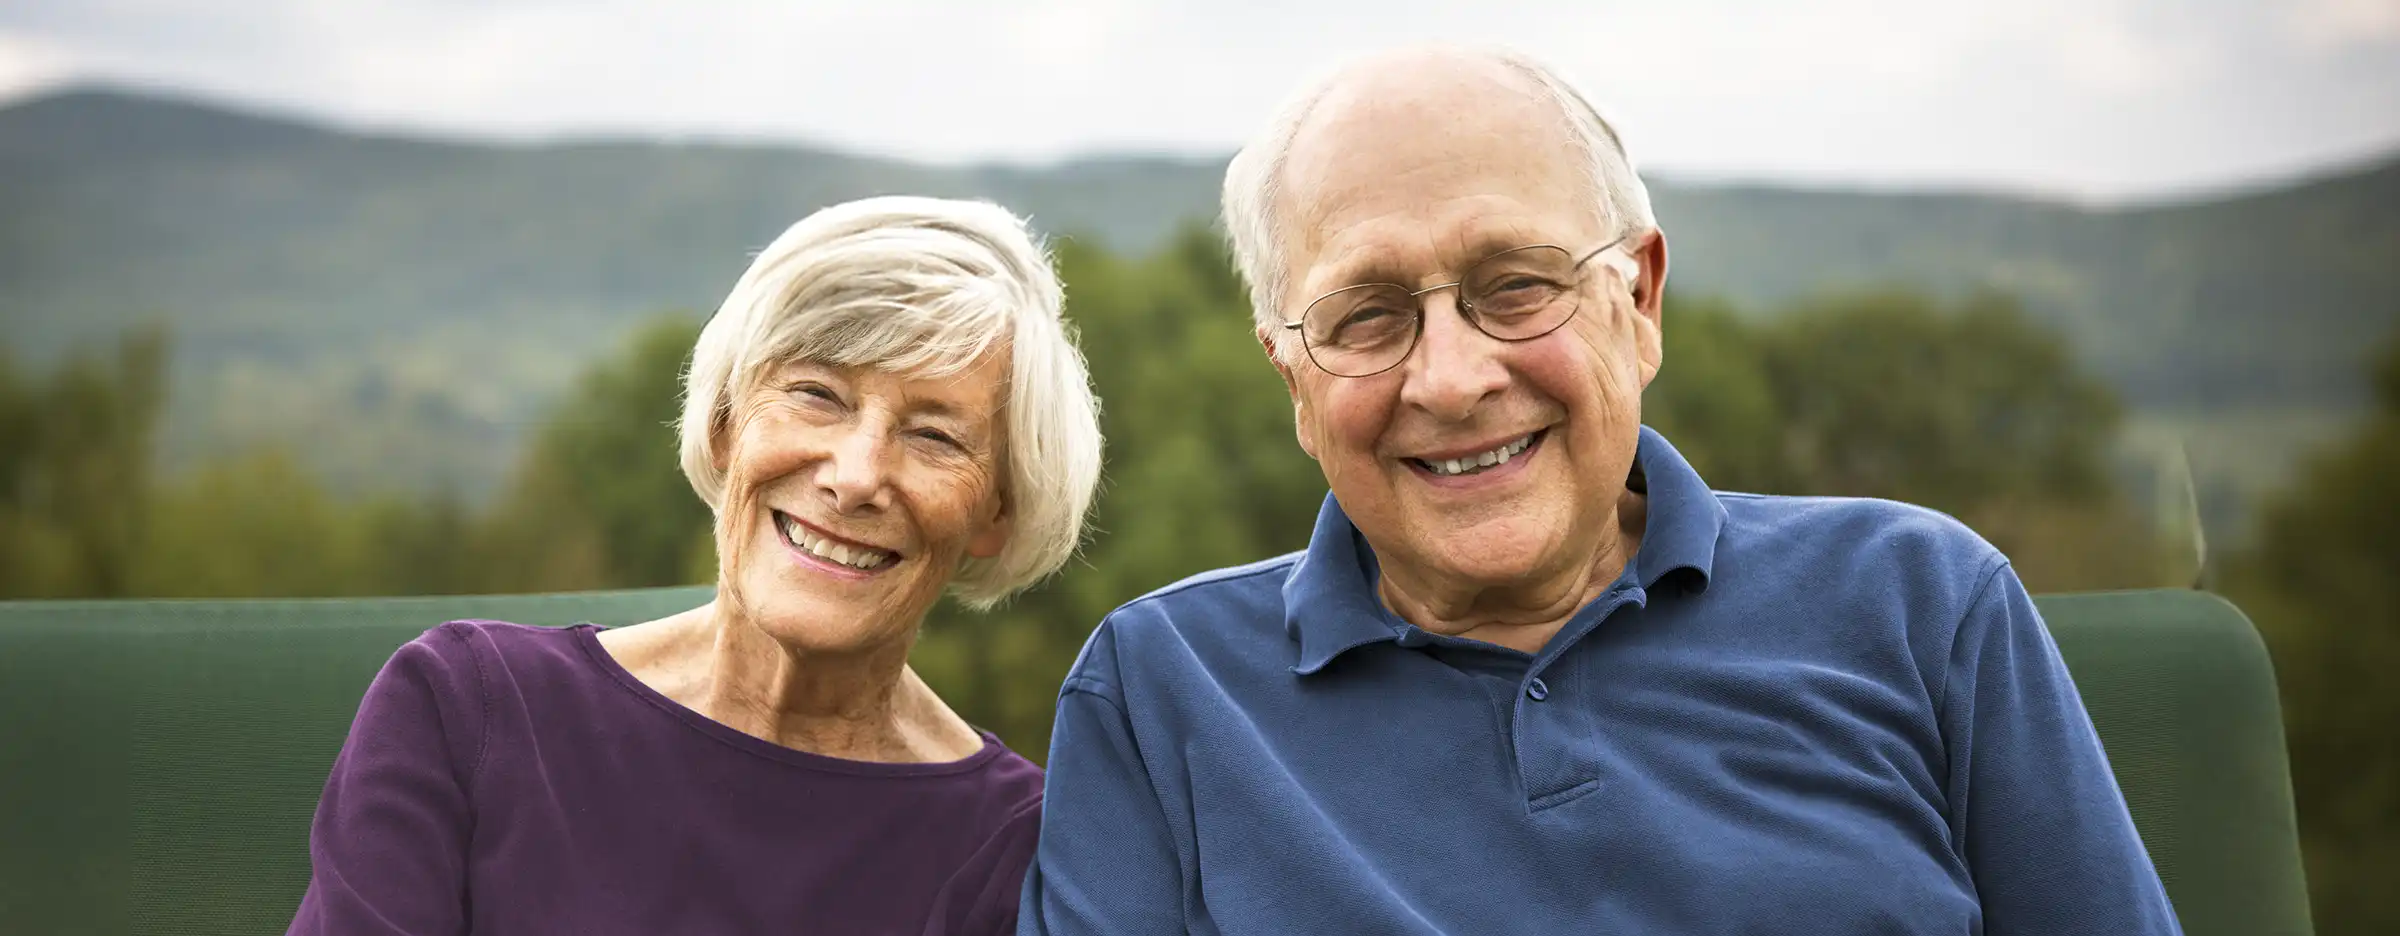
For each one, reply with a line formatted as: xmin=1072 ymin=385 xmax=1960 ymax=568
xmin=0 ymin=0 xmax=2394 ymax=199
xmin=0 ymin=31 xmax=79 ymax=99
xmin=2286 ymin=0 xmax=2400 ymax=51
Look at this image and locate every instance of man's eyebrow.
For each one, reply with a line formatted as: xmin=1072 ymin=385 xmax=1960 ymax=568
xmin=1312 ymin=229 xmax=1550 ymax=290
xmin=1312 ymin=246 xmax=1407 ymax=291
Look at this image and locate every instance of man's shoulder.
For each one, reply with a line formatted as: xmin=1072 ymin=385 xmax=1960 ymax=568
xmin=1711 ymin=491 xmax=2005 ymax=596
xmin=1118 ymin=551 xmax=1304 ymax=615
xmin=1063 ymin=552 xmax=1304 ymax=690
xmin=1718 ymin=491 xmax=1996 ymax=558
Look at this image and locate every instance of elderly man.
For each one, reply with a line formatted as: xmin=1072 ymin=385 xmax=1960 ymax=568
xmin=1021 ymin=45 xmax=2179 ymax=935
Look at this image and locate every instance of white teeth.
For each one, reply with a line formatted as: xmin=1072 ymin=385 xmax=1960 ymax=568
xmin=1422 ymin=434 xmax=1535 ymax=477
xmin=780 ymin=516 xmax=893 ymax=569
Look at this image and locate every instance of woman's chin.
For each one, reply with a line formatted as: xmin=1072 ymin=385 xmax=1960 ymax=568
xmin=724 ymin=569 xmax=926 ymax=652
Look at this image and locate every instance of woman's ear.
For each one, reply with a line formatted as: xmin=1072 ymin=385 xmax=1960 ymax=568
xmin=709 ymin=405 xmax=736 ymax=473
xmin=966 ymin=495 xmax=1012 ymax=560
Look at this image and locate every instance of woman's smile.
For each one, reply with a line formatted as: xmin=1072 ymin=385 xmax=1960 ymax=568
xmin=772 ymin=509 xmax=899 ymax=577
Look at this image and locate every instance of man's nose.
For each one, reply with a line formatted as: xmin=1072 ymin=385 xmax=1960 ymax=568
xmin=1398 ymin=292 xmax=1508 ymax=422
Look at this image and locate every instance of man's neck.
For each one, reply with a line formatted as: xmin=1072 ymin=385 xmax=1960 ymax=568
xmin=1375 ymin=488 xmax=1648 ymax=656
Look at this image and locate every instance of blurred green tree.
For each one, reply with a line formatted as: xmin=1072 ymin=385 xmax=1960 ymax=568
xmin=2227 ymin=330 xmax=2400 ymax=936
xmin=474 ymin=315 xmax=712 ymax=592
xmin=0 ymin=327 xmax=166 ymax=598
xmin=1647 ymin=288 xmax=2168 ymax=591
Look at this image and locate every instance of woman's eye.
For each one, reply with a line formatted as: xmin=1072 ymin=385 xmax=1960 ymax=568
xmin=913 ymin=428 xmax=961 ymax=448
xmin=794 ymin=382 xmax=840 ymax=403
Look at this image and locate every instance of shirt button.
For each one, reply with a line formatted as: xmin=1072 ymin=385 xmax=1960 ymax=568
xmin=1526 ymin=678 xmax=1550 ymax=702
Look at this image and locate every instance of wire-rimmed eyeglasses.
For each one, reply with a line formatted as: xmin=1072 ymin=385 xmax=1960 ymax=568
xmin=1280 ymin=236 xmax=1635 ymax=378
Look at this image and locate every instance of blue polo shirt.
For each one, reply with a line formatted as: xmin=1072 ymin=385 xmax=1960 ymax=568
xmin=1022 ymin=427 xmax=2179 ymax=935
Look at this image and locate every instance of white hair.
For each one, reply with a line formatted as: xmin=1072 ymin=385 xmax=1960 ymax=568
xmin=678 ymin=196 xmax=1102 ymax=609
xmin=1222 ymin=45 xmax=1660 ymax=359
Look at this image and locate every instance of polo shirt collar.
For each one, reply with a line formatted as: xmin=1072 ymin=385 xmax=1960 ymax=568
xmin=1284 ymin=425 xmax=1725 ymax=675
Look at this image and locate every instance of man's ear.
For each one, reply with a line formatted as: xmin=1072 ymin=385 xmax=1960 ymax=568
xmin=1632 ymin=231 xmax=1668 ymax=388
xmin=1258 ymin=328 xmax=1319 ymax=462
xmin=1632 ymin=230 xmax=1668 ymax=321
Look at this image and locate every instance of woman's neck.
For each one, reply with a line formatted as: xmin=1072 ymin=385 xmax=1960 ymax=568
xmin=606 ymin=603 xmax=984 ymax=764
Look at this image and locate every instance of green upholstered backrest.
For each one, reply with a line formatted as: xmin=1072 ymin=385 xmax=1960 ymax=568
xmin=2038 ymin=590 xmax=2313 ymax=935
xmin=0 ymin=588 xmax=712 ymax=936
xmin=0 ymin=588 xmax=2310 ymax=935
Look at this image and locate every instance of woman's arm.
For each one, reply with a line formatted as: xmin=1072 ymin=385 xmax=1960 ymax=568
xmin=287 ymin=624 xmax=486 ymax=936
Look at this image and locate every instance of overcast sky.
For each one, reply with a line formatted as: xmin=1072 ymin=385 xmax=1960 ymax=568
xmin=3 ymin=0 xmax=2396 ymax=201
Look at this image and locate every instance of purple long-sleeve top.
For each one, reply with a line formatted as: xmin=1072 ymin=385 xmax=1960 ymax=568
xmin=288 ymin=620 xmax=1043 ymax=935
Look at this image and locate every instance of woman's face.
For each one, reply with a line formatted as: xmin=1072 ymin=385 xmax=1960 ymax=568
xmin=713 ymin=354 xmax=1010 ymax=653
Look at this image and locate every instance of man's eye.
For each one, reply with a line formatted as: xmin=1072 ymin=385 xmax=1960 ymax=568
xmin=1477 ymin=278 xmax=1563 ymax=317
xmin=1343 ymin=305 xmax=1401 ymax=326
xmin=1332 ymin=305 xmax=1412 ymax=344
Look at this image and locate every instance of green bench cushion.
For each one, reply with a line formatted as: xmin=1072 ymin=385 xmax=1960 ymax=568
xmin=0 ymin=588 xmax=2309 ymax=935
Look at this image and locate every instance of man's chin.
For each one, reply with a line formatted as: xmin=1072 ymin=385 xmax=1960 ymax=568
xmin=1406 ymin=536 xmax=1568 ymax=588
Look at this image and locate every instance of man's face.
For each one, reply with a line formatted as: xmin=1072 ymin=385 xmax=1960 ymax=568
xmin=1271 ymin=63 xmax=1664 ymax=598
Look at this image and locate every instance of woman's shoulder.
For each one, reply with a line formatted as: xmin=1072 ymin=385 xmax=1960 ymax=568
xmin=407 ymin=619 xmax=596 ymax=670
xmin=373 ymin=620 xmax=613 ymax=719
xmin=975 ymin=736 xmax=1045 ymax=804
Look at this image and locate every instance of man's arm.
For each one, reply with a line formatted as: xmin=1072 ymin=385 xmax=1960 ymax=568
xmin=286 ymin=626 xmax=482 ymax=936
xmin=1943 ymin=562 xmax=2182 ymax=935
xmin=1018 ymin=674 xmax=1187 ymax=935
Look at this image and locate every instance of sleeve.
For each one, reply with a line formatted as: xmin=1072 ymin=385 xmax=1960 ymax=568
xmin=1017 ymin=678 xmax=1188 ymax=936
xmin=286 ymin=624 xmax=486 ymax=936
xmin=921 ymin=794 xmax=1043 ymax=936
xmin=1941 ymin=562 xmax=2182 ymax=935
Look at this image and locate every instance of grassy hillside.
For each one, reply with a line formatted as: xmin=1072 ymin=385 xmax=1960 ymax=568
xmin=2 ymin=87 xmax=2392 ymax=534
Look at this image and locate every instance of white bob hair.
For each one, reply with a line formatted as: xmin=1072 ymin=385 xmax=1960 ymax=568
xmin=678 ymin=195 xmax=1103 ymax=609
xmin=1222 ymin=45 xmax=1661 ymax=361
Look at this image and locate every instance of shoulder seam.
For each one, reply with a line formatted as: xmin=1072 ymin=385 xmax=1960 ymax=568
xmin=1060 ymin=675 xmax=1125 ymax=707
xmin=1114 ymin=553 xmax=1298 ymax=612
xmin=435 ymin=621 xmax=496 ymax=791
xmin=1933 ymin=554 xmax=2015 ymax=732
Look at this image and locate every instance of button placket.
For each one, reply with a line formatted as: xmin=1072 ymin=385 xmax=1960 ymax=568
xmin=1515 ymin=588 xmax=1643 ymax=811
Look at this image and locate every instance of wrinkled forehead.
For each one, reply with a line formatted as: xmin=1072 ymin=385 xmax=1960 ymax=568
xmin=1278 ymin=63 xmax=1600 ymax=293
xmin=749 ymin=353 xmax=1010 ymax=420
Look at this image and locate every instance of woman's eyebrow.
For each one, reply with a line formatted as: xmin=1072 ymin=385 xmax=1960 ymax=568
xmin=907 ymin=399 xmax=964 ymax=419
xmin=900 ymin=397 xmax=995 ymax=434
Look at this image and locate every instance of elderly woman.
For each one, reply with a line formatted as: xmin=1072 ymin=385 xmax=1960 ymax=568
xmin=288 ymin=196 xmax=1102 ymax=935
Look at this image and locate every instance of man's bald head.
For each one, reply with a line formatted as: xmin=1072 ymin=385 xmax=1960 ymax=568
xmin=1222 ymin=45 xmax=1657 ymax=355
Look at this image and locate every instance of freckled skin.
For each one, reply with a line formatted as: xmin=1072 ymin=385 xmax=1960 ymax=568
xmin=714 ymin=357 xmax=1010 ymax=652
xmin=1266 ymin=51 xmax=1671 ymax=653
xmin=600 ymin=354 xmax=1011 ymax=763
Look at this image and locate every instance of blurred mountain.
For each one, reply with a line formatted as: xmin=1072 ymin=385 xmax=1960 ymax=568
xmin=3 ymin=86 xmax=2393 ymax=524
